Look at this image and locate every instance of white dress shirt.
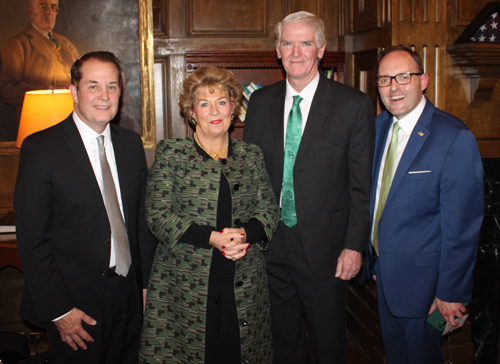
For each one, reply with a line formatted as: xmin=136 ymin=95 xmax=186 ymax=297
xmin=73 ymin=111 xmax=126 ymax=268
xmin=371 ymin=96 xmax=427 ymax=245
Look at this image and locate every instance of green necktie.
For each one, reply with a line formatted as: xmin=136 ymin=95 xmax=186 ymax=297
xmin=373 ymin=121 xmax=401 ymax=255
xmin=281 ymin=95 xmax=303 ymax=227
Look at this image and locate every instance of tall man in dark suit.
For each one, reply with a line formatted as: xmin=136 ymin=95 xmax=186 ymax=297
xmin=244 ymin=11 xmax=375 ymax=364
xmin=362 ymin=46 xmax=484 ymax=363
xmin=14 ymin=51 xmax=157 ymax=364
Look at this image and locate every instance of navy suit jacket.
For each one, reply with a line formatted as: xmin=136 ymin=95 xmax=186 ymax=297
xmin=14 ymin=115 xmax=157 ymax=326
xmin=362 ymin=98 xmax=484 ymax=317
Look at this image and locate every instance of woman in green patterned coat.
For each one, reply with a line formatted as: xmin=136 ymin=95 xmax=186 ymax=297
xmin=140 ymin=67 xmax=279 ymax=364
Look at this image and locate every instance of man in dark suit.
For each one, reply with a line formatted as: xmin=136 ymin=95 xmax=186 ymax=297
xmin=244 ymin=11 xmax=374 ymax=364
xmin=362 ymin=46 xmax=484 ymax=363
xmin=14 ymin=51 xmax=157 ymax=364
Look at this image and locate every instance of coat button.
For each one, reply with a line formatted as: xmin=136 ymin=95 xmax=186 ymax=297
xmin=104 ymin=238 xmax=110 ymax=244
xmin=221 ymin=159 xmax=227 ymax=165
xmin=234 ymin=184 xmax=240 ymax=191
xmin=234 ymin=219 xmax=240 ymax=225
xmin=236 ymin=281 xmax=243 ymax=287
xmin=101 ymin=270 xmax=107 ymax=276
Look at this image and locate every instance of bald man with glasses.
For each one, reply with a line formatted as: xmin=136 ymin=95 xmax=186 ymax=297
xmin=362 ymin=45 xmax=484 ymax=364
xmin=0 ymin=0 xmax=78 ymax=140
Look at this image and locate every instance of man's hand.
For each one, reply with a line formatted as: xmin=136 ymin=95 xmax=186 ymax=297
xmin=428 ymin=297 xmax=466 ymax=327
xmin=54 ymin=308 xmax=96 ymax=350
xmin=335 ymin=249 xmax=362 ymax=280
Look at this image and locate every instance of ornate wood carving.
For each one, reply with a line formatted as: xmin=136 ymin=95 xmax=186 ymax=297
xmin=447 ymin=43 xmax=500 ymax=102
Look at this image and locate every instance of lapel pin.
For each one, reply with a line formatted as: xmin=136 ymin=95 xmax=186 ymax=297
xmin=418 ymin=132 xmax=424 ymax=136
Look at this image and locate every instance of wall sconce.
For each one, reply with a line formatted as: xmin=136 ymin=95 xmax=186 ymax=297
xmin=16 ymin=89 xmax=74 ymax=148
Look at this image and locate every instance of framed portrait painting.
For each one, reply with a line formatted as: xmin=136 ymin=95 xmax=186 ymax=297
xmin=0 ymin=0 xmax=155 ymax=151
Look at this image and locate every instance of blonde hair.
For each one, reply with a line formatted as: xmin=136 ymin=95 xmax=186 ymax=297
xmin=179 ymin=67 xmax=243 ymax=121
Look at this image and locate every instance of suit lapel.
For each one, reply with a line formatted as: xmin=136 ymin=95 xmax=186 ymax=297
xmin=110 ymin=126 xmax=131 ymax=227
xmin=296 ymin=77 xmax=332 ymax=160
xmin=370 ymin=113 xmax=393 ymax=217
xmin=63 ymin=116 xmax=103 ymax=202
xmin=270 ymin=84 xmax=286 ymax=171
xmin=385 ymin=99 xmax=434 ymax=208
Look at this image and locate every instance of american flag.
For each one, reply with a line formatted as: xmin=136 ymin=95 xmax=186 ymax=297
xmin=471 ymin=12 xmax=500 ymax=42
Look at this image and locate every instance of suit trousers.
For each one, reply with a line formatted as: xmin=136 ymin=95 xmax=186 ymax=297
xmin=266 ymin=221 xmax=348 ymax=364
xmin=47 ymin=269 xmax=142 ymax=364
xmin=376 ymin=263 xmax=444 ymax=364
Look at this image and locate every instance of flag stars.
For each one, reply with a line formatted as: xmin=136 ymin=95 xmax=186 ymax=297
xmin=491 ymin=21 xmax=498 ymax=30
xmin=480 ymin=24 xmax=487 ymax=32
xmin=479 ymin=35 xmax=486 ymax=42
xmin=490 ymin=34 xmax=497 ymax=42
xmin=492 ymin=12 xmax=498 ymax=19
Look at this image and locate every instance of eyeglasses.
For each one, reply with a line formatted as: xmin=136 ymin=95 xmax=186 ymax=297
xmin=375 ymin=72 xmax=423 ymax=87
xmin=38 ymin=3 xmax=60 ymax=12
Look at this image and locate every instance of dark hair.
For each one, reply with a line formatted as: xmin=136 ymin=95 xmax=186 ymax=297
xmin=71 ymin=51 xmax=125 ymax=91
xmin=179 ymin=67 xmax=243 ymax=121
xmin=377 ymin=46 xmax=424 ymax=75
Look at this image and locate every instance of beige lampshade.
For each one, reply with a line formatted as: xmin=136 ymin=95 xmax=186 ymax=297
xmin=16 ymin=89 xmax=74 ymax=148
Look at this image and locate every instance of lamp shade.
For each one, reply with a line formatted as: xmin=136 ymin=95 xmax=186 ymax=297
xmin=16 ymin=89 xmax=74 ymax=148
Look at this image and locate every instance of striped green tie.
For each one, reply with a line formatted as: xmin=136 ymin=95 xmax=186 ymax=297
xmin=373 ymin=121 xmax=401 ymax=255
xmin=281 ymin=95 xmax=303 ymax=227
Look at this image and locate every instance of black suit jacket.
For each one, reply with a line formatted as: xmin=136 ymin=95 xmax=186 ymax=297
xmin=14 ymin=115 xmax=157 ymax=326
xmin=244 ymin=76 xmax=375 ymax=280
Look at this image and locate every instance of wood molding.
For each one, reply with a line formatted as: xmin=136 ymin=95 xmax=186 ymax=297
xmin=185 ymin=50 xmax=345 ymax=69
xmin=447 ymin=43 xmax=500 ymax=102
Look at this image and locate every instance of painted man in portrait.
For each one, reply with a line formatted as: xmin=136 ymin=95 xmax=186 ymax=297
xmin=0 ymin=0 xmax=79 ymax=141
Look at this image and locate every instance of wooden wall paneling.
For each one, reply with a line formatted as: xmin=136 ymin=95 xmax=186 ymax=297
xmin=189 ymin=0 xmax=267 ymax=36
xmin=352 ymin=49 xmax=380 ymax=115
xmin=166 ymin=0 xmax=187 ymax=38
xmin=286 ymin=0 xmax=321 ymax=15
xmin=321 ymin=0 xmax=341 ymax=50
xmin=452 ymin=0 xmax=492 ymax=26
xmin=390 ymin=0 xmax=447 ymax=109
xmin=351 ymin=0 xmax=382 ymax=34
xmin=152 ymin=0 xmax=166 ymax=36
xmin=0 ymin=146 xmax=19 ymax=215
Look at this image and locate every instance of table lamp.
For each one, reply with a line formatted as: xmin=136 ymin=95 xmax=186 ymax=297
xmin=16 ymin=89 xmax=74 ymax=148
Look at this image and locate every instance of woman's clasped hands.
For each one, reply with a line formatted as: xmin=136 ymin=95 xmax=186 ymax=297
xmin=209 ymin=228 xmax=249 ymax=261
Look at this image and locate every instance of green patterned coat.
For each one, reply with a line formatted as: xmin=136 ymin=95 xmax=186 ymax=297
xmin=140 ymin=137 xmax=279 ymax=363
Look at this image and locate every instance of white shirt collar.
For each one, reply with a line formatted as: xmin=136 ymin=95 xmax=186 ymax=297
xmin=285 ymin=72 xmax=320 ymax=102
xmin=31 ymin=22 xmax=52 ymax=39
xmin=72 ymin=111 xmax=111 ymax=145
xmin=394 ymin=95 xmax=426 ymax=135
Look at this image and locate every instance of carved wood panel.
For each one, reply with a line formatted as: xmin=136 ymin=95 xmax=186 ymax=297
xmin=352 ymin=0 xmax=381 ymax=34
xmin=189 ymin=0 xmax=267 ymax=36
xmin=453 ymin=0 xmax=492 ymax=26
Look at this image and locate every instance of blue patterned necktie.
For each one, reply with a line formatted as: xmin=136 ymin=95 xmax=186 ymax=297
xmin=373 ymin=121 xmax=401 ymax=255
xmin=281 ymin=95 xmax=303 ymax=227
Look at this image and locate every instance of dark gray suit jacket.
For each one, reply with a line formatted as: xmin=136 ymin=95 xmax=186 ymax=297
xmin=14 ymin=115 xmax=157 ymax=326
xmin=244 ymin=76 xmax=375 ymax=280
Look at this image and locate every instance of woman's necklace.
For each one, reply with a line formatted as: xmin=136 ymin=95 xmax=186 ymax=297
xmin=193 ymin=132 xmax=229 ymax=160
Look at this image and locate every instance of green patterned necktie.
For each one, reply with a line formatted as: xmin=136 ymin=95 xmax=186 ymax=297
xmin=373 ymin=121 xmax=401 ymax=255
xmin=281 ymin=95 xmax=303 ymax=227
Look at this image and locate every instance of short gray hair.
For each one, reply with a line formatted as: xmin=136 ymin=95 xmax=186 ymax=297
xmin=275 ymin=11 xmax=326 ymax=48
